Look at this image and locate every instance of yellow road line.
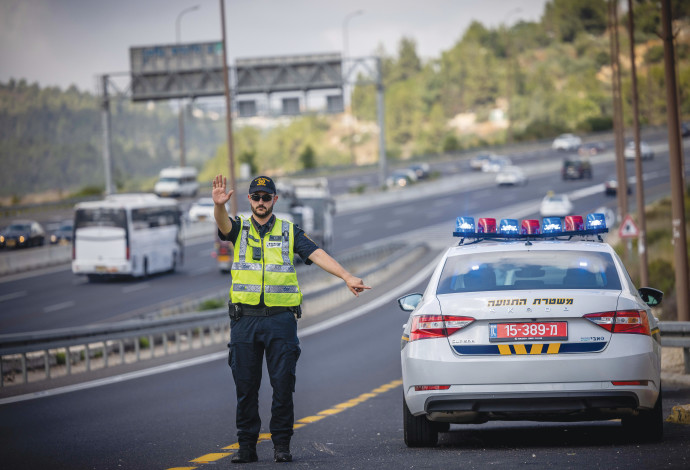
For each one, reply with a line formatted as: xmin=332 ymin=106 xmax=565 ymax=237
xmin=167 ymin=377 xmax=403 ymax=469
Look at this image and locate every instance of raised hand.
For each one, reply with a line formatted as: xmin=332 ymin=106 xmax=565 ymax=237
xmin=212 ymin=174 xmax=233 ymax=205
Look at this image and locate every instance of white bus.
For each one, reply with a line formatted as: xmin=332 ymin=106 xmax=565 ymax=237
xmin=72 ymin=194 xmax=183 ymax=281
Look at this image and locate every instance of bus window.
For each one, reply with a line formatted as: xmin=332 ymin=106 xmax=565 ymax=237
xmin=74 ymin=208 xmax=127 ymax=229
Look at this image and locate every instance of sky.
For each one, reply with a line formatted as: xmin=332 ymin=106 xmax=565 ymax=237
xmin=0 ymin=0 xmax=549 ymax=94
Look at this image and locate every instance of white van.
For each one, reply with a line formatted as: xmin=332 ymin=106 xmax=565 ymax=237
xmin=154 ymin=167 xmax=199 ymax=198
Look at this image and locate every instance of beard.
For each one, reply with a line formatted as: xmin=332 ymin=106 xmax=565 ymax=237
xmin=251 ymin=203 xmax=273 ymax=219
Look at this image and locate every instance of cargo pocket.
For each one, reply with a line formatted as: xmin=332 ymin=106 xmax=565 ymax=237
xmin=227 ymin=342 xmax=236 ymax=370
xmin=288 ymin=343 xmax=301 ymax=392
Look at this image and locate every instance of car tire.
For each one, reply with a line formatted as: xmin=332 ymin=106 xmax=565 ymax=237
xmin=403 ymin=394 xmax=438 ymax=447
xmin=622 ymin=389 xmax=663 ymax=442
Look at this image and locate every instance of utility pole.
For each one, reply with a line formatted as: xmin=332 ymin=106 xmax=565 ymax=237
xmin=219 ymin=0 xmax=238 ymax=217
xmin=661 ymin=0 xmax=689 ymax=321
xmin=608 ymin=0 xmax=629 ymax=246
xmin=626 ymin=0 xmax=648 ymax=286
xmin=100 ymin=75 xmax=114 ymax=196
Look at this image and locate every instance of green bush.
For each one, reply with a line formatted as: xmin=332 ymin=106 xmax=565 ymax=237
xmin=139 ymin=337 xmax=150 ymax=349
xmin=648 ymin=259 xmax=675 ymax=299
xmin=199 ymin=298 xmax=225 ymax=310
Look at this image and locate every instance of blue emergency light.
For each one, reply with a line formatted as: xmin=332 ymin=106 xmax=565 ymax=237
xmin=498 ymin=218 xmax=519 ymax=235
xmin=455 ymin=216 xmax=475 ymax=235
xmin=586 ymin=213 xmax=607 ymax=230
xmin=542 ymin=217 xmax=563 ymax=233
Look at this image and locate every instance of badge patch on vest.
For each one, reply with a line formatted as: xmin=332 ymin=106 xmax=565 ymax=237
xmin=266 ymin=241 xmax=282 ymax=248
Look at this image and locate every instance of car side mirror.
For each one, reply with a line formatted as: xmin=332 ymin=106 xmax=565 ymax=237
xmin=397 ymin=293 xmax=423 ymax=312
xmin=638 ymin=287 xmax=663 ymax=307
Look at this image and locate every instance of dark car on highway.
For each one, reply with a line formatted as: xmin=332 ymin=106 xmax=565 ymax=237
xmin=0 ymin=219 xmax=46 ymax=249
xmin=49 ymin=220 xmax=74 ymax=245
xmin=562 ymin=157 xmax=592 ymax=180
xmin=604 ymin=175 xmax=632 ymax=196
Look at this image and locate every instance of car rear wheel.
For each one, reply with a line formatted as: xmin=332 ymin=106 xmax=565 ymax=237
xmin=622 ymin=389 xmax=663 ymax=442
xmin=403 ymin=394 xmax=438 ymax=447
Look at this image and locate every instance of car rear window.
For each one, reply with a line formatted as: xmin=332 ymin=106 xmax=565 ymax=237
xmin=437 ymin=250 xmax=621 ymax=294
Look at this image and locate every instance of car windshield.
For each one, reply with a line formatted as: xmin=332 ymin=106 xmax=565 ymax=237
xmin=8 ymin=223 xmax=31 ymax=231
xmin=436 ymin=250 xmax=621 ymax=293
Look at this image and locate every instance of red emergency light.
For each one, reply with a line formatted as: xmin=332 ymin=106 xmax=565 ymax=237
xmin=521 ymin=219 xmax=541 ymax=235
xmin=565 ymin=215 xmax=584 ymax=231
xmin=477 ymin=218 xmax=497 ymax=233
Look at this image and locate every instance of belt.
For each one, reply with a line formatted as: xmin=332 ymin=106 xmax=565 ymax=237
xmin=238 ymin=304 xmax=293 ymax=317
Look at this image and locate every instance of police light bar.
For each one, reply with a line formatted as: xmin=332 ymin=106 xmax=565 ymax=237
xmin=453 ymin=213 xmax=607 ymax=240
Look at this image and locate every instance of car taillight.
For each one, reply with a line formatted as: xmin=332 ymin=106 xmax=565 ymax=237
xmin=409 ymin=315 xmax=475 ymax=341
xmin=584 ymin=310 xmax=650 ymax=335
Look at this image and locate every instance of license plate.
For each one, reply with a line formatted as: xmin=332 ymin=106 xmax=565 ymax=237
xmin=7 ymin=239 xmax=16 ymax=247
xmin=96 ymin=265 xmax=107 ymax=272
xmin=489 ymin=322 xmax=567 ymax=342
xmin=217 ymin=255 xmax=230 ymax=262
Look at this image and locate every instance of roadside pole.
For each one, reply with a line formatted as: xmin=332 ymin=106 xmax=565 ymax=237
xmin=219 ymin=0 xmax=238 ymax=217
xmin=661 ymin=0 xmax=689 ymax=321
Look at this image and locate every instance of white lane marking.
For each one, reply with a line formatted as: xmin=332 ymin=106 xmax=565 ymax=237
xmin=350 ymin=214 xmax=373 ymax=224
xmin=0 ymin=290 xmax=27 ymax=302
xmin=43 ymin=300 xmax=75 ymax=313
xmin=342 ymin=229 xmax=362 ymax=239
xmin=122 ymin=283 xmax=150 ymax=294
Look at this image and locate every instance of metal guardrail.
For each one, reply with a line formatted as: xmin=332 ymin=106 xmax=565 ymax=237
xmin=0 ymin=240 xmax=429 ymax=388
xmin=659 ymin=321 xmax=690 ymax=374
xmin=0 ymin=310 xmax=229 ymax=387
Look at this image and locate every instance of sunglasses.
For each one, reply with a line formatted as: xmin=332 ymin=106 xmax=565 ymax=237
xmin=250 ymin=193 xmax=274 ymax=202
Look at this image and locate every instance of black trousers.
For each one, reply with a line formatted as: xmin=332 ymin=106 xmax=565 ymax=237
xmin=228 ymin=311 xmax=301 ymax=447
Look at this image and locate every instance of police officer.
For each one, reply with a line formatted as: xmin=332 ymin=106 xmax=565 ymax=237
xmin=212 ymin=174 xmax=370 ymax=464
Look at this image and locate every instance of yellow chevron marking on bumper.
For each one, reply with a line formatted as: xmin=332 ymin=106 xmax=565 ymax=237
xmin=547 ymin=343 xmax=561 ymax=354
xmin=513 ymin=344 xmax=528 ymax=355
xmin=530 ymin=344 xmax=544 ymax=354
xmin=498 ymin=344 xmax=512 ymax=355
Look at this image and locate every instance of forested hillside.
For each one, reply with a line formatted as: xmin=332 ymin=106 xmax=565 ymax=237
xmin=2 ymin=0 xmax=690 ymax=202
xmin=0 ymin=80 xmax=224 ymax=200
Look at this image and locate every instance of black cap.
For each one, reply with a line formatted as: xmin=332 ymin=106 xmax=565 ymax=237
xmin=248 ymin=176 xmax=276 ymax=194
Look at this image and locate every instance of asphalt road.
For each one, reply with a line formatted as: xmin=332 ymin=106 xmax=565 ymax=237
xmin=1 ymin=276 xmax=689 ymax=469
xmin=1 ymin=133 xmax=689 ymax=469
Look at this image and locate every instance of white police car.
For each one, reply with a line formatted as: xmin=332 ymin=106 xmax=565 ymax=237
xmin=398 ymin=214 xmax=664 ymax=447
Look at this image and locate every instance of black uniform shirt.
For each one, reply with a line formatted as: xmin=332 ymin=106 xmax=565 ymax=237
xmin=218 ymin=214 xmax=319 ymax=265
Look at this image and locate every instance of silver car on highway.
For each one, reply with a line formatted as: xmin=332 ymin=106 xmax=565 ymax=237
xmin=398 ymin=214 xmax=664 ymax=447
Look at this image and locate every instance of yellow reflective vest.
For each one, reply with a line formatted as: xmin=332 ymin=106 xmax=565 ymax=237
xmin=230 ymin=216 xmax=302 ymax=306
